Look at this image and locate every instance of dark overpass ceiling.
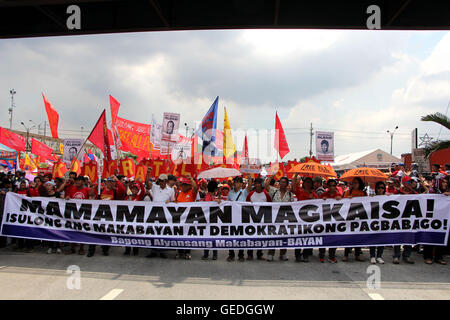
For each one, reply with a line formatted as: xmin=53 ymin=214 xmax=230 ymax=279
xmin=0 ymin=0 xmax=449 ymax=39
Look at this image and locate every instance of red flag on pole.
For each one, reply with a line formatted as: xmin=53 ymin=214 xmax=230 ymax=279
xmin=31 ymin=138 xmax=53 ymax=160
xmin=0 ymin=127 xmax=26 ymax=152
xmin=42 ymin=93 xmax=59 ymax=139
xmin=243 ymin=134 xmax=249 ymax=159
xmin=109 ymin=95 xmax=120 ymax=125
xmin=274 ymin=112 xmax=290 ymax=159
xmin=87 ymin=110 xmax=112 ymax=161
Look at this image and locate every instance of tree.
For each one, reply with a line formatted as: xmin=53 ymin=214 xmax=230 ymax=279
xmin=420 ymin=112 xmax=450 ymax=157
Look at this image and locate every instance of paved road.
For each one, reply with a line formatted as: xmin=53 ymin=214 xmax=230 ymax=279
xmin=0 ymin=245 xmax=449 ymax=300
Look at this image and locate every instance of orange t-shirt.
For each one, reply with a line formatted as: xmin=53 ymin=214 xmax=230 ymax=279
xmin=344 ymin=189 xmax=366 ymax=198
xmin=176 ymin=190 xmax=196 ymax=203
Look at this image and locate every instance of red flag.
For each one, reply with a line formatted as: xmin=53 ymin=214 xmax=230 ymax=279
xmin=274 ymin=112 xmax=290 ymax=159
xmin=31 ymin=138 xmax=53 ymax=160
xmin=242 ymin=134 xmax=249 ymax=159
xmin=0 ymin=127 xmax=26 ymax=152
xmin=109 ymin=95 xmax=120 ymax=125
xmin=42 ymin=93 xmax=59 ymax=139
xmin=87 ymin=110 xmax=112 ymax=161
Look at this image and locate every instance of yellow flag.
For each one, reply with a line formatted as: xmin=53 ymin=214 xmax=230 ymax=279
xmin=24 ymin=153 xmax=37 ymax=171
xmin=59 ymin=143 xmax=64 ymax=154
xmin=223 ymin=107 xmax=236 ymax=158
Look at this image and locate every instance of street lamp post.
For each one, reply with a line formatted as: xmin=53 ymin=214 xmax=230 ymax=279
xmin=21 ymin=121 xmax=36 ymax=152
xmin=9 ymin=89 xmax=16 ymax=129
xmin=387 ymin=126 xmax=399 ymax=155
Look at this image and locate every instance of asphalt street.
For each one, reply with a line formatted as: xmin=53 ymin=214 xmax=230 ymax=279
xmin=0 ymin=244 xmax=449 ymax=300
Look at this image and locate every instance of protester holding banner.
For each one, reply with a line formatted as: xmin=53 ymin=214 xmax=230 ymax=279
xmin=145 ymin=168 xmax=174 ymax=259
xmin=266 ymin=176 xmax=293 ymax=262
xmin=313 ymin=177 xmax=326 ymax=197
xmin=201 ymin=180 xmax=220 ymax=261
xmin=392 ymin=176 xmax=416 ymax=264
xmin=14 ymin=184 xmax=34 ymax=253
xmin=123 ymin=179 xmax=147 ymax=256
xmin=342 ymin=177 xmax=366 ymax=262
xmin=423 ymin=177 xmax=448 ymax=265
xmin=40 ymin=181 xmax=63 ymax=254
xmin=369 ymin=181 xmax=387 ymax=264
xmin=319 ymin=179 xmax=342 ymax=263
xmin=226 ymin=176 xmax=252 ymax=262
xmin=175 ymin=176 xmax=198 ymax=260
xmin=245 ymin=177 xmax=269 ymax=261
xmin=292 ymin=176 xmax=318 ymax=262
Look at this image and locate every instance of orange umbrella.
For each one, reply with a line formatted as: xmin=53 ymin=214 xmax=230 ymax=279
xmin=339 ymin=167 xmax=388 ymax=184
xmin=288 ymin=160 xmax=337 ymax=178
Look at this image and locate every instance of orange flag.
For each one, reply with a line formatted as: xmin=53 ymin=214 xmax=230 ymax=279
xmin=42 ymin=93 xmax=59 ymax=139
xmin=81 ymin=161 xmax=98 ymax=183
xmin=69 ymin=158 xmax=81 ymax=175
xmin=52 ymin=159 xmax=68 ymax=179
xmin=119 ymin=158 xmax=136 ymax=178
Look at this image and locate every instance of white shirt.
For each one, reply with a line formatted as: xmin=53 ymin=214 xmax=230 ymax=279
xmin=151 ymin=184 xmax=175 ymax=202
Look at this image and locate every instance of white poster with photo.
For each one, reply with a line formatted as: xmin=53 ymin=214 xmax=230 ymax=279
xmin=63 ymin=138 xmax=84 ymax=165
xmin=316 ymin=131 xmax=334 ymax=161
xmin=161 ymin=112 xmax=180 ymax=142
xmin=150 ymin=114 xmax=162 ymax=150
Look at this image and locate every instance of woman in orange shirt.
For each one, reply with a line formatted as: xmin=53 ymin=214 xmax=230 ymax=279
xmin=342 ymin=177 xmax=366 ymax=262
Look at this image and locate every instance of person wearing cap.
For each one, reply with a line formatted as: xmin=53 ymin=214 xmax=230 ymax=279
xmin=145 ymin=167 xmax=174 ymax=259
xmin=39 ymin=180 xmax=63 ymax=254
xmin=226 ymin=175 xmax=252 ymax=262
xmin=86 ymin=175 xmax=126 ymax=258
xmin=122 ymin=179 xmax=147 ymax=256
xmin=174 ymin=175 xmax=198 ymax=260
xmin=391 ymin=175 xmax=416 ymax=264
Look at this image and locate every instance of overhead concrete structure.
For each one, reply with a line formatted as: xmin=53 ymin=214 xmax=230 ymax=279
xmin=330 ymin=149 xmax=401 ymax=172
xmin=0 ymin=0 xmax=449 ymax=39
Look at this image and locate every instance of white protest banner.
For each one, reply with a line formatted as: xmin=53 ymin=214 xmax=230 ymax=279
xmin=316 ymin=131 xmax=334 ymax=162
xmin=62 ymin=138 xmax=84 ymax=165
xmin=161 ymin=112 xmax=180 ymax=143
xmin=150 ymin=114 xmax=162 ymax=150
xmin=2 ymin=193 xmax=449 ymax=249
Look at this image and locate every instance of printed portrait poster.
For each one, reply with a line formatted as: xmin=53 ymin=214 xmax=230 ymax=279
xmin=63 ymin=138 xmax=84 ymax=165
xmin=161 ymin=113 xmax=180 ymax=142
xmin=150 ymin=116 xmax=162 ymax=150
xmin=316 ymin=131 xmax=334 ymax=161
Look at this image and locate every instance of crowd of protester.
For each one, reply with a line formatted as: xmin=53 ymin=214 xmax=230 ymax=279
xmin=0 ymin=162 xmax=449 ymax=265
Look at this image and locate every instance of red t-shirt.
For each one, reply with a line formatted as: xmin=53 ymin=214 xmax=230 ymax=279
xmin=176 ymin=190 xmax=197 ymax=203
xmin=295 ymin=189 xmax=319 ymax=201
xmin=66 ymin=185 xmax=91 ymax=199
xmin=28 ymin=187 xmax=39 ymax=197
xmin=321 ymin=189 xmax=343 ymax=199
xmin=16 ymin=189 xmax=28 ymax=195
xmin=203 ymin=193 xmax=218 ymax=201
xmin=386 ymin=186 xmax=398 ymax=195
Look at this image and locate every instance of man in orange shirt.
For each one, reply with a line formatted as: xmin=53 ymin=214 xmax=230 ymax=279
xmin=174 ymin=175 xmax=198 ymax=259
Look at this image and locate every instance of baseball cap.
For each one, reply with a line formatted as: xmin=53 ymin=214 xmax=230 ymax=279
xmin=158 ymin=174 xmax=168 ymax=181
xmin=45 ymin=181 xmax=56 ymax=186
xmin=106 ymin=177 xmax=115 ymax=182
xmin=179 ymin=177 xmax=191 ymax=185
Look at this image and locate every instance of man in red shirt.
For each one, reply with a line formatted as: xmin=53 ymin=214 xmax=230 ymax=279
xmin=65 ymin=176 xmax=92 ymax=200
xmin=319 ymin=179 xmax=341 ymax=263
xmin=174 ymin=176 xmax=198 ymax=260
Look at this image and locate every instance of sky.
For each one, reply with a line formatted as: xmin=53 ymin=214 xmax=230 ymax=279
xmin=0 ymin=29 xmax=449 ymax=163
